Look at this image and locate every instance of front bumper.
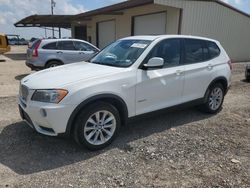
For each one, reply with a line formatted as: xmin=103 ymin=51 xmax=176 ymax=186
xmin=18 ymin=97 xmax=76 ymax=136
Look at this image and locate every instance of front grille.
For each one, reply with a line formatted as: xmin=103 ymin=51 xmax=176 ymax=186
xmin=20 ymin=84 xmax=29 ymax=102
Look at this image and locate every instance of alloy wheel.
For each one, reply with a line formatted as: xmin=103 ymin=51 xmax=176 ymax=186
xmin=83 ymin=110 xmax=116 ymax=146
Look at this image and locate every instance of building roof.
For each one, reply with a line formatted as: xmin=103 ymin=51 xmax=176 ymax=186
xmin=75 ymin=0 xmax=250 ymax=19
xmin=75 ymin=0 xmax=154 ymax=20
xmin=215 ymin=0 xmax=250 ymax=18
xmin=14 ymin=15 xmax=74 ymax=28
xmin=14 ymin=0 xmax=250 ymax=28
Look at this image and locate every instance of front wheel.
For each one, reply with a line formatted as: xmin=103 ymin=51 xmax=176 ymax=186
xmin=73 ymin=102 xmax=121 ymax=150
xmin=200 ymin=83 xmax=225 ymax=114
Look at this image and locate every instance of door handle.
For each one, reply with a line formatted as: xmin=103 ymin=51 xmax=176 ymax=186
xmin=176 ymin=70 xmax=182 ymax=76
xmin=207 ymin=64 xmax=213 ymax=70
xmin=57 ymin=51 xmax=63 ymax=54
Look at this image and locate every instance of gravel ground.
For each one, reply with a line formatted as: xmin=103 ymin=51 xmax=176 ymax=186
xmin=0 ymin=47 xmax=249 ymax=188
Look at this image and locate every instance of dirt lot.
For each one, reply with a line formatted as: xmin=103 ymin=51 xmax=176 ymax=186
xmin=0 ymin=46 xmax=249 ymax=188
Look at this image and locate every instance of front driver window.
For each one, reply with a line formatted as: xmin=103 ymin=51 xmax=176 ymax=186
xmin=146 ymin=39 xmax=181 ymax=68
xmin=74 ymin=41 xmax=96 ymax=52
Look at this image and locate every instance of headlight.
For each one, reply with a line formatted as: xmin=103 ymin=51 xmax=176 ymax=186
xmin=31 ymin=89 xmax=68 ymax=103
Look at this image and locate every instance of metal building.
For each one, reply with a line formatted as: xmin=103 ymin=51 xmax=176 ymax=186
xmin=71 ymin=0 xmax=250 ymax=61
xmin=15 ymin=0 xmax=250 ymax=61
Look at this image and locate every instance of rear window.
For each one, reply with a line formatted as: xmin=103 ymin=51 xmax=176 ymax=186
xmin=30 ymin=39 xmax=41 ymax=49
xmin=207 ymin=41 xmax=220 ymax=59
xmin=42 ymin=42 xmax=58 ymax=50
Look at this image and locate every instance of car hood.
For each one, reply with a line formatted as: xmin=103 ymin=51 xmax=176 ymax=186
xmin=22 ymin=62 xmax=125 ymax=89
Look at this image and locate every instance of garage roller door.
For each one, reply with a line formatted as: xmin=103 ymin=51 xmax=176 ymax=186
xmin=133 ymin=12 xmax=166 ymax=35
xmin=97 ymin=20 xmax=116 ymax=49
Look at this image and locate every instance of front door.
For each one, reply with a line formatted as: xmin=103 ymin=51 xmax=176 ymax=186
xmin=136 ymin=39 xmax=185 ymax=115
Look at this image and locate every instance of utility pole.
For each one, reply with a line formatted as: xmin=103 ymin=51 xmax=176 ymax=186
xmin=51 ymin=0 xmax=56 ymax=38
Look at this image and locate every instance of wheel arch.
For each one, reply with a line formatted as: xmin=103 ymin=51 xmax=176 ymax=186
xmin=45 ymin=59 xmax=64 ymax=67
xmin=203 ymin=76 xmax=229 ymax=102
xmin=65 ymin=94 xmax=129 ymax=137
xmin=208 ymin=76 xmax=228 ymax=92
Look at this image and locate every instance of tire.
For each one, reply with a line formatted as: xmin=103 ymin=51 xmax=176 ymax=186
xmin=199 ymin=83 xmax=225 ymax=114
xmin=73 ymin=102 xmax=121 ymax=150
xmin=46 ymin=61 xmax=62 ymax=69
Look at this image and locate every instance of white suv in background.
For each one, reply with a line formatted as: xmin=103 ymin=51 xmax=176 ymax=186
xmin=19 ymin=35 xmax=232 ymax=150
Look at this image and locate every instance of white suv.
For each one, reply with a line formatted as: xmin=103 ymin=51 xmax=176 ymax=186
xmin=19 ymin=35 xmax=232 ymax=150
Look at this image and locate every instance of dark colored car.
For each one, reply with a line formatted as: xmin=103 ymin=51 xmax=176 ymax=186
xmin=246 ymin=64 xmax=250 ymax=81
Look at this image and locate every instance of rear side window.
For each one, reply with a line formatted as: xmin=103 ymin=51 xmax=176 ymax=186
xmin=207 ymin=41 xmax=220 ymax=59
xmin=184 ymin=39 xmax=204 ymax=64
xmin=0 ymin=38 xmax=2 ymax=45
xmin=42 ymin=42 xmax=58 ymax=50
xmin=58 ymin=41 xmax=76 ymax=51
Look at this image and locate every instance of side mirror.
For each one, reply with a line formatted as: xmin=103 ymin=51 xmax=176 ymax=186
xmin=143 ymin=57 xmax=164 ymax=70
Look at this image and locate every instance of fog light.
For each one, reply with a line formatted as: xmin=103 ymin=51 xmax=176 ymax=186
xmin=40 ymin=108 xmax=47 ymax=117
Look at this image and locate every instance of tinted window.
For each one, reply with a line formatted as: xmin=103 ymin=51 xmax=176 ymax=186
xmin=74 ymin=41 xmax=96 ymax=51
xmin=207 ymin=41 xmax=220 ymax=59
xmin=146 ymin=39 xmax=181 ymax=67
xmin=58 ymin=41 xmax=76 ymax=51
xmin=184 ymin=39 xmax=204 ymax=64
xmin=42 ymin=42 xmax=57 ymax=50
xmin=203 ymin=45 xmax=210 ymax=61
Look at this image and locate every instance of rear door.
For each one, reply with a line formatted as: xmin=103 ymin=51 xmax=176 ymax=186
xmin=182 ymin=39 xmax=213 ymax=102
xmin=57 ymin=41 xmax=80 ymax=64
xmin=39 ymin=41 xmax=59 ymax=63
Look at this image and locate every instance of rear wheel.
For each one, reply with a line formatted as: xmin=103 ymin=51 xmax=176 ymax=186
xmin=46 ymin=61 xmax=62 ymax=68
xmin=73 ymin=102 xmax=121 ymax=150
xmin=200 ymin=83 xmax=225 ymax=114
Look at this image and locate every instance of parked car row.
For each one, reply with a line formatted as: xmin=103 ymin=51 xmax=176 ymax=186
xmin=8 ymin=38 xmax=28 ymax=45
xmin=19 ymin=35 xmax=233 ymax=150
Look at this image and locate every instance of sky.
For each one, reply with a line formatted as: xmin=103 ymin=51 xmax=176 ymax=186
xmin=0 ymin=0 xmax=249 ymax=39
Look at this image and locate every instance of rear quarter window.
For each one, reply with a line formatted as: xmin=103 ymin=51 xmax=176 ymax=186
xmin=207 ymin=41 xmax=220 ymax=59
xmin=42 ymin=42 xmax=58 ymax=50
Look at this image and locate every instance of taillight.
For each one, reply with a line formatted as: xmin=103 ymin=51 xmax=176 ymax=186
xmin=32 ymin=40 xmax=41 ymax=57
xmin=227 ymin=60 xmax=232 ymax=70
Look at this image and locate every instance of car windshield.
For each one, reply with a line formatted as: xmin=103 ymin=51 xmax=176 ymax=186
xmin=90 ymin=39 xmax=152 ymax=67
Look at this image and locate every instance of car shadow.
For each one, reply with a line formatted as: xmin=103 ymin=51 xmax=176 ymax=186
xmin=3 ymin=53 xmax=26 ymax=61
xmin=15 ymin=74 xmax=30 ymax=81
xmin=0 ymin=107 xmax=212 ymax=175
xmin=241 ymin=79 xmax=250 ymax=83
